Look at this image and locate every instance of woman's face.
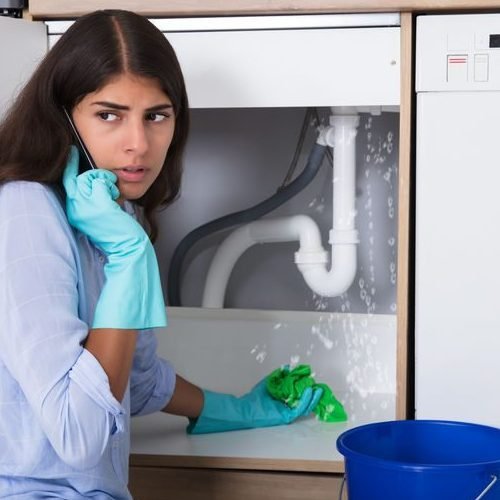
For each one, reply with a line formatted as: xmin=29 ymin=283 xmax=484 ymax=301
xmin=72 ymin=73 xmax=175 ymax=202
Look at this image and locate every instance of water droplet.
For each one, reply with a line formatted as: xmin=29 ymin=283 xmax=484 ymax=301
xmin=256 ymin=351 xmax=267 ymax=363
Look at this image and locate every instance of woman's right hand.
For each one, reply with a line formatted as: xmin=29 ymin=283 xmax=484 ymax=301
xmin=63 ymin=146 xmax=149 ymax=258
xmin=62 ymin=146 xmax=167 ymax=330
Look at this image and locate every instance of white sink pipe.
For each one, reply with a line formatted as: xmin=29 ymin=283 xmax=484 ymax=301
xmin=201 ymin=215 xmax=328 ymax=308
xmin=202 ymin=107 xmax=361 ymax=308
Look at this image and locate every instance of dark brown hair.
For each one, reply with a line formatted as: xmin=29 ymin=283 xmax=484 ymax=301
xmin=0 ymin=9 xmax=189 ymax=241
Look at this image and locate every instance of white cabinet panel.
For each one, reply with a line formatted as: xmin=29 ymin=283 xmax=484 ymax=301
xmin=48 ymin=18 xmax=400 ymax=109
xmin=167 ymin=27 xmax=400 ymax=108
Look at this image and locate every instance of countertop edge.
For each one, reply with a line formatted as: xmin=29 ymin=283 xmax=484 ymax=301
xmin=28 ymin=0 xmax=500 ymax=20
xmin=129 ymin=453 xmax=344 ymax=473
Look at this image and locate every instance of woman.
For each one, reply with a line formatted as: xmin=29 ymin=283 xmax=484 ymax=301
xmin=0 ymin=10 xmax=321 ymax=498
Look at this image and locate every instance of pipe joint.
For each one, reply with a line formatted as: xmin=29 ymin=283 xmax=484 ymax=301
xmin=329 ymin=229 xmax=359 ymax=245
xmin=329 ymin=114 xmax=360 ymax=129
xmin=294 ymin=249 xmax=329 ymax=265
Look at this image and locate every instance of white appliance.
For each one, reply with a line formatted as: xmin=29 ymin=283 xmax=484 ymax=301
xmin=415 ymin=14 xmax=500 ymax=427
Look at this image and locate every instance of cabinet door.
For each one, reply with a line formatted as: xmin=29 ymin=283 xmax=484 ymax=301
xmin=0 ymin=17 xmax=47 ymax=119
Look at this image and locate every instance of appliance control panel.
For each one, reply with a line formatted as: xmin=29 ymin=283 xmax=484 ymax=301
xmin=416 ymin=14 xmax=500 ymax=91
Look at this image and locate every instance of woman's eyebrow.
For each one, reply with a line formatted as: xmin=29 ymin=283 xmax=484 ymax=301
xmin=145 ymin=103 xmax=174 ymax=112
xmin=91 ymin=101 xmax=173 ymax=112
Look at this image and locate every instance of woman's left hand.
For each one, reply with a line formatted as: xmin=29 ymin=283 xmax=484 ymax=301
xmin=186 ymin=377 xmax=323 ymax=434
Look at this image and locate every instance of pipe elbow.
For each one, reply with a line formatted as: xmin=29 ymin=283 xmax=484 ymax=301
xmin=202 ymin=215 xmax=328 ymax=308
xmin=297 ymin=245 xmax=357 ymax=297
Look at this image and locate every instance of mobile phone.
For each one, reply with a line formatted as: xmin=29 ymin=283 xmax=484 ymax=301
xmin=63 ymin=107 xmax=97 ymax=173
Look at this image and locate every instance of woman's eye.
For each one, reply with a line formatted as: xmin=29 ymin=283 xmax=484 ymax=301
xmin=97 ymin=112 xmax=119 ymax=122
xmin=145 ymin=112 xmax=168 ymax=122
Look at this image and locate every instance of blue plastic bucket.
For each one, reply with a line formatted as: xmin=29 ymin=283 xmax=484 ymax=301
xmin=336 ymin=420 xmax=500 ymax=500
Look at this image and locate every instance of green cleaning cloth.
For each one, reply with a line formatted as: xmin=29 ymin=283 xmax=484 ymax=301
xmin=266 ymin=364 xmax=347 ymax=422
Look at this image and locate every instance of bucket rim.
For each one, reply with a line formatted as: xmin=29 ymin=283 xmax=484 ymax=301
xmin=336 ymin=419 xmax=500 ymax=472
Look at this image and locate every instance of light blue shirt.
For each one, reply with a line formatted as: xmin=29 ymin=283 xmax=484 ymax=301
xmin=0 ymin=181 xmax=176 ymax=499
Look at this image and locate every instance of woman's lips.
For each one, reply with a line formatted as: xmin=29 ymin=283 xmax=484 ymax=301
xmin=115 ymin=167 xmax=147 ymax=183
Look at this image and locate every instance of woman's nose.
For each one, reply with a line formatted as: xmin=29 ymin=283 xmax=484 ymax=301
xmin=123 ymin=119 xmax=148 ymax=156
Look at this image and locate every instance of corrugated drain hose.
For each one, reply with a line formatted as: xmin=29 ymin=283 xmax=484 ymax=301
xmin=167 ymin=142 xmax=328 ymax=306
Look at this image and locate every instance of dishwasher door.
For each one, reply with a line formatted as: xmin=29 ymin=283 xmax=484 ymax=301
xmin=415 ymin=14 xmax=500 ymax=426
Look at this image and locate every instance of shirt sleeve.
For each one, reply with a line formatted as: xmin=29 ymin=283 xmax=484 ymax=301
xmin=130 ymin=329 xmax=176 ymax=416
xmin=0 ymin=182 xmax=124 ymax=470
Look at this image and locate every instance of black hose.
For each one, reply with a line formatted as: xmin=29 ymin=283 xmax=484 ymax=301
xmin=280 ymin=108 xmax=315 ymax=188
xmin=167 ymin=142 xmax=328 ymax=306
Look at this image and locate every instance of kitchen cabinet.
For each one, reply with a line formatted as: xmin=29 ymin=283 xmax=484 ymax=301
xmin=1 ymin=7 xmax=414 ymax=499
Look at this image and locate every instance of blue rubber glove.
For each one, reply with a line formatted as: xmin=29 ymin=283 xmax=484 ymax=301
xmin=63 ymin=146 xmax=167 ymax=329
xmin=187 ymin=376 xmax=323 ymax=434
